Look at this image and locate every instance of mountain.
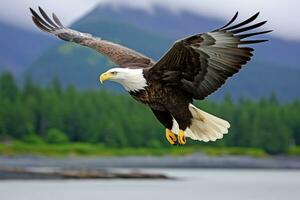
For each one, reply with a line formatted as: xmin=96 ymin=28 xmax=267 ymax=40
xmin=28 ymin=5 xmax=300 ymax=101
xmin=0 ymin=22 xmax=55 ymax=75
xmin=81 ymin=5 xmax=222 ymax=39
xmin=0 ymin=61 xmax=8 ymax=73
xmin=212 ymin=61 xmax=300 ymax=101
xmin=85 ymin=5 xmax=299 ymax=68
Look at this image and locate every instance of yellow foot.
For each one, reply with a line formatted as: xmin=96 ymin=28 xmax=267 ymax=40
xmin=166 ymin=129 xmax=177 ymax=145
xmin=178 ymin=130 xmax=186 ymax=145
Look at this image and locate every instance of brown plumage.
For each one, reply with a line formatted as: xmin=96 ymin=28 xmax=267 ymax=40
xmin=30 ymin=7 xmax=154 ymax=67
xmin=30 ymin=7 xmax=271 ymax=144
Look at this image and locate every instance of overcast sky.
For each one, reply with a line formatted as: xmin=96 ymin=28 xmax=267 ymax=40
xmin=1 ymin=0 xmax=299 ymax=41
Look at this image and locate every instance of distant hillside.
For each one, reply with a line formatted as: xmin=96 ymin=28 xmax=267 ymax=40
xmin=81 ymin=5 xmax=222 ymax=39
xmin=27 ymin=4 xmax=300 ymax=101
xmin=210 ymin=61 xmax=300 ymax=101
xmin=0 ymin=22 xmax=55 ymax=75
xmin=0 ymin=62 xmax=8 ymax=73
xmin=86 ymin=5 xmax=299 ymax=68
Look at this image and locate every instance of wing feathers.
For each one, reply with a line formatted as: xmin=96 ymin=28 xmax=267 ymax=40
xmin=214 ymin=12 xmax=239 ymax=31
xmin=150 ymin=12 xmax=271 ymax=100
xmin=30 ymin=8 xmax=53 ymax=30
xmin=52 ymin=13 xmax=64 ymax=27
xmin=30 ymin=7 xmax=154 ymax=67
xmin=38 ymin=7 xmax=59 ymax=29
xmin=231 ymin=21 xmax=267 ymax=34
xmin=222 ymin=12 xmax=260 ymax=31
xmin=31 ymin=16 xmax=51 ymax=32
xmin=239 ymin=39 xmax=269 ymax=44
xmin=237 ymin=30 xmax=273 ymax=39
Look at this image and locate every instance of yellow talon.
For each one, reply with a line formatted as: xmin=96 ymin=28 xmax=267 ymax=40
xmin=178 ymin=130 xmax=186 ymax=145
xmin=166 ymin=129 xmax=177 ymax=145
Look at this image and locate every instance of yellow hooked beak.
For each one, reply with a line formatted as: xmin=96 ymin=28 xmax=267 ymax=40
xmin=99 ymin=72 xmax=114 ymax=83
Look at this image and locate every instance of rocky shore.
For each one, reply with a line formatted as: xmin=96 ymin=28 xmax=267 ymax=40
xmin=0 ymin=167 xmax=169 ymax=180
xmin=1 ymin=153 xmax=300 ymax=169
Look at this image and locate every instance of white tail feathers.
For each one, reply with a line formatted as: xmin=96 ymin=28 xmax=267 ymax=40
xmin=171 ymin=104 xmax=230 ymax=142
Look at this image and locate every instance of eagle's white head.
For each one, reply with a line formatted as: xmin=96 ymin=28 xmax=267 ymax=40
xmin=99 ymin=68 xmax=148 ymax=92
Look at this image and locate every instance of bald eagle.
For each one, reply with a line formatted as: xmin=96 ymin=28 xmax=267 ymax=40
xmin=30 ymin=7 xmax=271 ymax=145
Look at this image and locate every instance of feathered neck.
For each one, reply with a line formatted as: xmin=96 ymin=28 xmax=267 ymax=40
xmin=113 ymin=68 xmax=148 ymax=92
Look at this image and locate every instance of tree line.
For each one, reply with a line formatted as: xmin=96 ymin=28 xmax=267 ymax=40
xmin=0 ymin=72 xmax=299 ymax=154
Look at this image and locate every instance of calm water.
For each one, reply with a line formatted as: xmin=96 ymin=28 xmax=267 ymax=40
xmin=1 ymin=169 xmax=300 ymax=200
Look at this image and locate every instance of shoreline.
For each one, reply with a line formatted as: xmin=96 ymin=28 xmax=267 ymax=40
xmin=1 ymin=153 xmax=300 ymax=170
xmin=1 ymin=154 xmax=300 ymax=179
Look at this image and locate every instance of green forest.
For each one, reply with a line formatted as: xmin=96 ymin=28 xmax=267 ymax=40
xmin=0 ymin=72 xmax=300 ymax=155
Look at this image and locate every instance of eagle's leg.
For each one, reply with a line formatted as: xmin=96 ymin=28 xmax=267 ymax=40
xmin=166 ymin=128 xmax=178 ymax=145
xmin=165 ymin=102 xmax=192 ymax=146
xmin=150 ymin=109 xmax=178 ymax=145
xmin=178 ymin=130 xmax=186 ymax=145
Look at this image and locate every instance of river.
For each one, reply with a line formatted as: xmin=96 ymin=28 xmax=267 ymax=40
xmin=0 ymin=169 xmax=299 ymax=200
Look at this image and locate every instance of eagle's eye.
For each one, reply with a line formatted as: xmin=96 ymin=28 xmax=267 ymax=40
xmin=111 ymin=71 xmax=117 ymax=75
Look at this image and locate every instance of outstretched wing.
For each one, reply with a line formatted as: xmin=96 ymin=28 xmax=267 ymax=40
xmin=30 ymin=7 xmax=154 ymax=68
xmin=149 ymin=12 xmax=272 ymax=100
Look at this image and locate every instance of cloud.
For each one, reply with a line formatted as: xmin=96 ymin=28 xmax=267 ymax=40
xmin=0 ymin=0 xmax=299 ymax=41
xmin=0 ymin=0 xmax=100 ymax=29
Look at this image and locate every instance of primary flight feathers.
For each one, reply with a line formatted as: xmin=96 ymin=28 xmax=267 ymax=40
xmin=30 ymin=7 xmax=154 ymax=68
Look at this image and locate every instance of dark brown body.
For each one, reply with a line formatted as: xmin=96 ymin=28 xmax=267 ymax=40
xmin=130 ymin=69 xmax=193 ymax=131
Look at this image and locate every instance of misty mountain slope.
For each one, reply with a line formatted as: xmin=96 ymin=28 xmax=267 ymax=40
xmin=86 ymin=5 xmax=299 ymax=68
xmin=210 ymin=61 xmax=300 ymax=101
xmin=0 ymin=22 xmax=55 ymax=75
xmin=82 ymin=5 xmax=223 ymax=39
xmin=0 ymin=62 xmax=8 ymax=73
